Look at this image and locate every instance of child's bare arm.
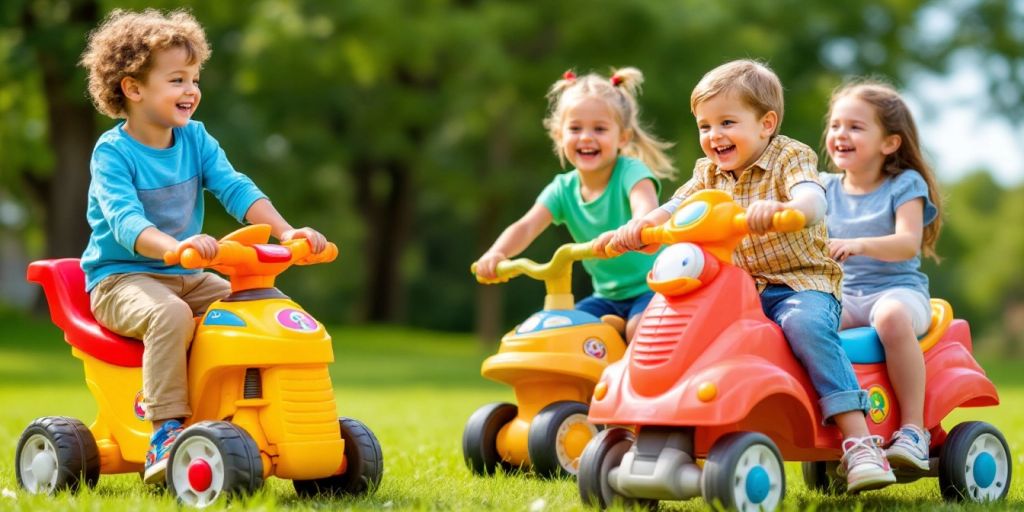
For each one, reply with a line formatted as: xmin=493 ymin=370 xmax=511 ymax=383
xmin=611 ymin=207 xmax=671 ymax=251
xmin=830 ymin=199 xmax=924 ymax=262
xmin=627 ymin=179 xmax=660 ymax=219
xmin=475 ymin=203 xmax=553 ymax=279
xmin=596 ymin=178 xmax=662 ymax=253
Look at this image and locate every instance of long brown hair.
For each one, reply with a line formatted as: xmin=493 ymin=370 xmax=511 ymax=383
xmin=825 ymin=80 xmax=943 ymax=261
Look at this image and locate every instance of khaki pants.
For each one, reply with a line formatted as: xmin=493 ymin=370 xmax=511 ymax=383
xmin=90 ymin=272 xmax=230 ymax=421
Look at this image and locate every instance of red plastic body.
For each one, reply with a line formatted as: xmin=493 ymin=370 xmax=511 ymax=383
xmin=588 ymin=263 xmax=999 ymax=461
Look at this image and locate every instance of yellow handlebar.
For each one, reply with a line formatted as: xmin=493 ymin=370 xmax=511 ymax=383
xmin=472 ymin=242 xmax=598 ymax=285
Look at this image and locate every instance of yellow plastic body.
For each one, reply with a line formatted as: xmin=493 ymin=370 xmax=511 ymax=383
xmin=473 ymin=240 xmax=627 ymax=467
xmin=79 ymin=225 xmax=346 ymax=480
xmin=484 ymin=321 xmax=626 ymax=467
xmin=76 ymin=297 xmax=344 ymax=480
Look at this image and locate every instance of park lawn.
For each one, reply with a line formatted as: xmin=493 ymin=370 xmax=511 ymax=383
xmin=0 ymin=310 xmax=1022 ymax=511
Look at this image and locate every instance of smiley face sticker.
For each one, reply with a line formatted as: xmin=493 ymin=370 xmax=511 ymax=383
xmin=583 ymin=338 xmax=607 ymax=359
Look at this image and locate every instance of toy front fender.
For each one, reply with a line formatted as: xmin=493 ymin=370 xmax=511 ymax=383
xmin=589 ymin=355 xmax=817 ymax=427
xmin=922 ymin=340 xmax=999 ymax=426
xmin=925 ymin=368 xmax=998 ymax=426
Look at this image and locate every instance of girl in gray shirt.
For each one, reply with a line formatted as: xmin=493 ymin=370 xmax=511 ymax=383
xmin=823 ymin=80 xmax=943 ymax=473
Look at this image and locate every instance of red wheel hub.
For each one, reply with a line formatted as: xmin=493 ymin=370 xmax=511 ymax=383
xmin=187 ymin=458 xmax=213 ymax=491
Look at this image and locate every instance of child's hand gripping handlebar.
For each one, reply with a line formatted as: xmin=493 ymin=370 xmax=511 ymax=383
xmin=470 ymin=242 xmax=603 ymax=310
xmin=470 ymin=242 xmax=598 ymax=285
xmin=605 ymin=190 xmax=806 ymax=259
xmin=638 ymin=209 xmax=805 ymax=245
xmin=163 ymin=239 xmax=338 ymax=269
xmin=162 ymin=225 xmax=338 ymax=291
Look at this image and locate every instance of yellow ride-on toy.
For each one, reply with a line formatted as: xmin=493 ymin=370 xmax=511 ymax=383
xmin=19 ymin=225 xmax=382 ymax=506
xmin=464 ymin=242 xmax=626 ymax=478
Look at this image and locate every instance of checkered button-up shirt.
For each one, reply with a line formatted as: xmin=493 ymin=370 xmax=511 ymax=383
xmin=672 ymin=135 xmax=842 ymax=298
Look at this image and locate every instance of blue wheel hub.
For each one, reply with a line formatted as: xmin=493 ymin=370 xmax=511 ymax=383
xmin=973 ymin=452 xmax=997 ymax=488
xmin=745 ymin=465 xmax=770 ymax=504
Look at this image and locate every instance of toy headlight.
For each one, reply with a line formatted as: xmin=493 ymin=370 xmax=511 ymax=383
xmin=672 ymin=201 xmax=708 ymax=228
xmin=647 ymin=243 xmax=719 ymax=296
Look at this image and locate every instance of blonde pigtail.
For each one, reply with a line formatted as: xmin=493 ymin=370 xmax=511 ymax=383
xmin=611 ymin=67 xmax=676 ymax=181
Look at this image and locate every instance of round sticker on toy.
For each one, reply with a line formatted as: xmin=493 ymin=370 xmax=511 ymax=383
xmin=277 ymin=308 xmax=318 ymax=332
xmin=133 ymin=390 xmax=146 ymax=420
xmin=867 ymin=385 xmax=890 ymax=424
xmin=583 ymin=338 xmax=607 ymax=359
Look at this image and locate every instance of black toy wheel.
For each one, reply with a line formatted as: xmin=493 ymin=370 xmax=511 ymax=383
xmin=938 ymin=421 xmax=1011 ymax=502
xmin=15 ymin=416 xmax=100 ymax=494
xmin=801 ymin=460 xmax=845 ymax=494
xmin=462 ymin=402 xmax=518 ymax=475
xmin=577 ymin=427 xmax=657 ymax=510
xmin=294 ymin=417 xmax=383 ymax=496
xmin=166 ymin=421 xmax=263 ymax=507
xmin=702 ymin=432 xmax=785 ymax=511
xmin=528 ymin=401 xmax=598 ymax=478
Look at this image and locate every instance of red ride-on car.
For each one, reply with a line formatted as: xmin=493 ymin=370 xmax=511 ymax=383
xmin=577 ymin=190 xmax=1009 ymax=511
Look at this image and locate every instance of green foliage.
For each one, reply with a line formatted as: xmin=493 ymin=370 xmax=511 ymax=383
xmin=1 ymin=1 xmax=1022 ymax=338
xmin=924 ymin=173 xmax=1024 ymax=341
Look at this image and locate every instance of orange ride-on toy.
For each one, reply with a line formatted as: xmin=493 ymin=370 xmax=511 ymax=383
xmin=18 ymin=225 xmax=383 ymax=506
xmin=577 ymin=190 xmax=1009 ymax=510
xmin=463 ymin=242 xmax=627 ymax=478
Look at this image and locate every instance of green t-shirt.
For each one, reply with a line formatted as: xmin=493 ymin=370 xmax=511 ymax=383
xmin=537 ymin=156 xmax=661 ymax=300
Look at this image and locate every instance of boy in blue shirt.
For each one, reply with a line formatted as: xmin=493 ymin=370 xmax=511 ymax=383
xmin=79 ymin=9 xmax=327 ymax=483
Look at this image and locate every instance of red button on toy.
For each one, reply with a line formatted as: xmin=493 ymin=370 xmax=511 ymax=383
xmin=253 ymin=244 xmax=291 ymax=263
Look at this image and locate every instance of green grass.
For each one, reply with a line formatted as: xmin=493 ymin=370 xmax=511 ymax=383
xmin=0 ymin=309 xmax=1022 ymax=511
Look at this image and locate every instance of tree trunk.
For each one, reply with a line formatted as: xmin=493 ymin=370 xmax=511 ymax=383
xmin=474 ymin=120 xmax=512 ymax=347
xmin=39 ymin=77 xmax=95 ymax=258
xmin=29 ymin=1 xmax=98 ymax=258
xmin=353 ymin=157 xmax=413 ymax=323
xmin=22 ymin=1 xmax=98 ymax=315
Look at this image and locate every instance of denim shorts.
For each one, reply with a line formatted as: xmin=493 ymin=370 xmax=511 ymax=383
xmin=576 ymin=291 xmax=655 ymax=321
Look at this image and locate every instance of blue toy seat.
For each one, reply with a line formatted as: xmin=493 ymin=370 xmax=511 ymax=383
xmin=839 ymin=327 xmax=887 ymax=364
xmin=839 ymin=299 xmax=952 ymax=364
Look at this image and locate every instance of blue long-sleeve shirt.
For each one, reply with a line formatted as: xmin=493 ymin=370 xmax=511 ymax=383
xmin=81 ymin=121 xmax=266 ymax=290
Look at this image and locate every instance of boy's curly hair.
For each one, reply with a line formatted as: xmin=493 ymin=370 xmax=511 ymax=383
xmin=80 ymin=9 xmax=210 ymax=119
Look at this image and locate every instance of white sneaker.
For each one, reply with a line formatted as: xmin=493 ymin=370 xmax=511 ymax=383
xmin=886 ymin=424 xmax=931 ymax=471
xmin=838 ymin=435 xmax=896 ymax=493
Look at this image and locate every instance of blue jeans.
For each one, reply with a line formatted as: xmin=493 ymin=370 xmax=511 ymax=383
xmin=760 ymin=285 xmax=869 ymax=423
xmin=576 ymin=291 xmax=654 ymax=320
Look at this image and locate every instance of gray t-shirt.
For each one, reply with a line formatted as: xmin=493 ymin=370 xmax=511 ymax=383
xmin=823 ymin=171 xmax=938 ymax=298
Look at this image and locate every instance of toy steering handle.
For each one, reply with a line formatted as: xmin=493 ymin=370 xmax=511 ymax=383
xmin=164 ymin=238 xmax=338 ymax=269
xmin=639 ymin=209 xmax=805 ymax=246
xmin=471 ymin=242 xmax=598 ymax=285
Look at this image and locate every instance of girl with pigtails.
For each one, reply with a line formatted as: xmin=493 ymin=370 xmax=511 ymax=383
xmin=475 ymin=68 xmax=676 ymax=341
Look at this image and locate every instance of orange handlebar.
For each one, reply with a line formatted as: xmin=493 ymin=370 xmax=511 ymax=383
xmin=732 ymin=209 xmax=806 ymax=234
xmin=163 ymin=240 xmax=338 ymax=270
xmin=290 ymin=240 xmax=339 ymax=265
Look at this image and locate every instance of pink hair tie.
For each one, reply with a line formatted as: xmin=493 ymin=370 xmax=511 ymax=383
xmin=563 ymin=70 xmax=576 ymax=81
xmin=611 ymin=75 xmax=624 ymax=86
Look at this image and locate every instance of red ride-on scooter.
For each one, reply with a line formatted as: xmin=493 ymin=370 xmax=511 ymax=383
xmin=577 ymin=190 xmax=1009 ymax=511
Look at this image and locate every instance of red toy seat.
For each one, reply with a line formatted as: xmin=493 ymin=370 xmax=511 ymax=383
xmin=26 ymin=259 xmax=143 ymax=367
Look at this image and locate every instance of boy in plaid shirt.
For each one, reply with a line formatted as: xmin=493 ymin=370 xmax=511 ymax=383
xmin=612 ymin=60 xmax=894 ymax=493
